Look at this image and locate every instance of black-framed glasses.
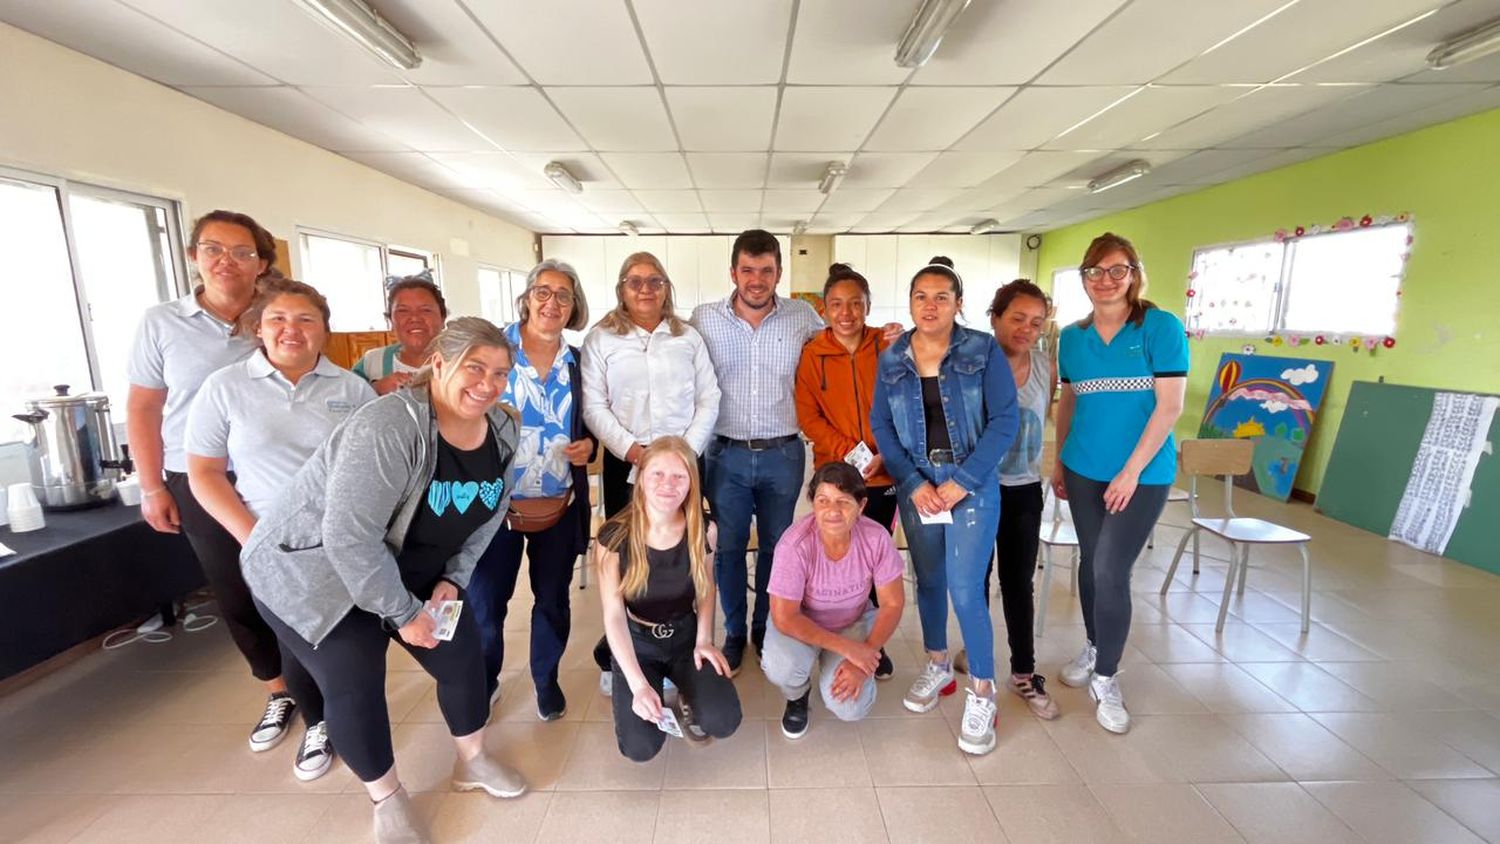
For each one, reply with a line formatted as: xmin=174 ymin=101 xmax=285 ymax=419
xmin=529 ymin=285 xmax=575 ymax=306
xmin=196 ymin=241 xmax=259 ymax=263
xmin=624 ymin=275 xmax=666 ymax=292
xmin=1082 ymin=264 xmax=1136 ymax=282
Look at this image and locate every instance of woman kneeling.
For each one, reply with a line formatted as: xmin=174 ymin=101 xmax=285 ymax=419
xmin=596 ymin=436 xmax=742 ymax=761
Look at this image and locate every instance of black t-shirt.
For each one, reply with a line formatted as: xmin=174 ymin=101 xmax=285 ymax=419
xmin=921 ymin=376 xmax=953 ymax=452
xmin=600 ymin=510 xmax=707 ymax=624
xmin=397 ymin=426 xmax=506 ymax=596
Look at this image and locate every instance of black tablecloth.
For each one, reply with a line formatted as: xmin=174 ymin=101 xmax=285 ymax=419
xmin=1 ymin=502 xmax=204 ymax=679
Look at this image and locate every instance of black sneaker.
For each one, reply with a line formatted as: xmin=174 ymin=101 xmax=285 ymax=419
xmin=248 ymin=693 xmax=296 ymax=752
xmin=293 ymin=721 xmax=335 ymax=782
xmin=723 ymin=635 xmax=747 ymax=677
xmin=536 ymin=678 xmax=567 ymax=721
xmin=751 ymin=629 xmax=766 ymax=661
xmin=875 ymin=648 xmax=894 ymax=680
xmin=781 ymin=690 xmax=811 ymax=740
xmin=670 ymin=695 xmax=709 ymax=744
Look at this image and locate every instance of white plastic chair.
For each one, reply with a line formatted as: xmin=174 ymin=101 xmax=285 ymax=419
xmin=1033 ymin=487 xmax=1079 ymax=637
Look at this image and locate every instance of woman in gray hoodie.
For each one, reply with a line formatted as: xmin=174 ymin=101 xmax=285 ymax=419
xmin=242 ymin=317 xmax=525 ymax=844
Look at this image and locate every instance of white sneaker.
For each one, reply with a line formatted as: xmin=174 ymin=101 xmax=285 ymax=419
xmin=598 ymin=671 xmax=612 ymax=697
xmin=293 ymin=721 xmax=334 ymax=782
xmin=1089 ymin=673 xmax=1130 ymax=734
xmin=957 ymin=690 xmax=998 ymax=755
xmin=902 ymin=660 xmax=957 ymax=713
xmin=1060 ymin=643 xmax=1097 ymax=687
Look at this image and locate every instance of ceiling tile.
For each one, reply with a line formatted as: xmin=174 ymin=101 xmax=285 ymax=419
xmin=426 ymin=87 xmax=586 ymax=151
xmin=464 ymin=0 xmax=653 ymax=85
xmin=600 ymin=153 xmax=694 ymax=189
xmin=651 ymin=213 xmax=711 ymax=229
xmin=300 ymin=86 xmax=494 ymax=151
xmin=1321 ymin=83 xmax=1500 ymax=146
xmin=851 ymin=211 xmax=919 ymax=232
xmin=1160 ymin=0 xmax=1450 ymax=84
xmin=426 ymin=152 xmax=555 ymax=191
xmin=665 ymin=87 xmax=777 ymax=151
xmin=843 ymin=152 xmax=941 ymax=187
xmin=773 ymin=87 xmax=898 ymax=150
xmin=574 ymin=190 xmax=646 ymax=214
xmin=119 ymin=0 xmax=406 ymax=85
xmin=1205 ymin=146 xmax=1337 ymax=182
xmin=1 ymin=0 xmax=276 ymax=86
xmin=910 ymin=0 xmax=1130 ymax=85
xmin=179 ymin=86 xmax=409 ymax=152
xmin=707 ymin=213 xmax=762 ymax=232
xmin=631 ymin=189 xmax=705 ymax=212
xmin=809 ymin=213 xmax=868 ymax=231
xmin=969 ymin=151 xmax=1108 ymax=197
xmin=785 ymin=0 xmax=914 ymax=85
xmin=1038 ymin=0 xmax=1294 ymax=85
xmin=1221 ymin=82 xmax=1493 ymax=148
xmin=816 ymin=188 xmax=895 ymax=213
xmin=685 ymin=153 xmax=770 ymax=188
xmin=956 ymin=86 xmax=1135 ymax=150
xmin=375 ymin=0 xmax=528 ymax=85
xmin=877 ymin=189 xmax=965 ymax=212
xmin=506 ymin=152 xmax=623 ymax=189
xmin=904 ymin=151 xmax=1029 ymax=188
xmin=863 ymin=87 xmax=1017 ymax=151
xmin=1042 ymin=85 xmax=1245 ymax=149
xmin=340 ymin=151 xmax=471 ymax=191
xmin=698 ymin=190 xmax=764 ymax=212
xmin=1133 ymin=84 xmax=1365 ymax=150
xmin=766 ymin=152 xmax=858 ymax=188
xmin=546 ymin=87 xmax=677 ymax=151
xmin=762 ymin=190 xmax=826 ymax=214
xmin=1144 ymin=148 xmax=1288 ymax=184
xmin=633 ymin=0 xmax=793 ymax=84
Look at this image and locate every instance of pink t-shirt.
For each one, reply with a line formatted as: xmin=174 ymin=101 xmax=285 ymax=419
xmin=768 ymin=514 xmax=905 ymax=632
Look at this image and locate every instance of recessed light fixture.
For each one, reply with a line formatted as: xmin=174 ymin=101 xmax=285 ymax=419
xmin=792 ymin=220 xmax=808 ymax=236
xmin=618 ymin=220 xmax=639 ymax=236
xmin=1087 ymin=160 xmax=1151 ymax=194
xmin=895 ymin=0 xmax=974 ymax=68
xmin=294 ymin=0 xmax=421 ymax=70
xmin=970 ymin=218 xmax=1000 ymax=235
xmin=543 ymin=161 xmax=583 ymax=194
xmin=1427 ymin=15 xmax=1500 ymax=69
xmin=818 ymin=161 xmax=848 ymax=195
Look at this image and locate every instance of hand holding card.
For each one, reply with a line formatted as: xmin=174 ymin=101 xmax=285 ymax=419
xmin=427 ymin=600 xmax=463 ymax=642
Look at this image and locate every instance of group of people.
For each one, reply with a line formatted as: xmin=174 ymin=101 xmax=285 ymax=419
xmin=127 ymin=212 xmax=1187 ymax=844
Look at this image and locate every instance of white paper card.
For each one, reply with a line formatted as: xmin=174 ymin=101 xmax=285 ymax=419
xmin=844 ymin=441 xmax=874 ymax=474
xmin=428 ymin=600 xmax=463 ymax=642
xmin=918 ymin=509 xmax=953 ymax=525
xmin=656 ymin=707 xmax=683 ymax=738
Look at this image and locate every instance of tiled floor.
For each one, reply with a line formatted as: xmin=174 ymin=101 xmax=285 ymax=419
xmin=3 ymin=478 xmax=1499 ymax=842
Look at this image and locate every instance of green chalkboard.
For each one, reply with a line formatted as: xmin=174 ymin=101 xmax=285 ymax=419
xmin=1318 ymin=381 xmax=1499 ymax=574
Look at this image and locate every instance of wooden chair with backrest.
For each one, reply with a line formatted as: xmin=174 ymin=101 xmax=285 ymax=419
xmin=1157 ymin=439 xmax=1312 ymax=632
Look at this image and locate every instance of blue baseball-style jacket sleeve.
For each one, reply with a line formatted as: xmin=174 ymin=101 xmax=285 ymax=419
xmin=869 ymin=364 xmax=926 ymax=499
xmin=953 ymin=339 xmax=1020 ymax=494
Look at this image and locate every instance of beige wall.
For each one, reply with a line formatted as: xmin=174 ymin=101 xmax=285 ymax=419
xmin=0 ymin=21 xmax=536 ymax=317
xmin=789 ymin=234 xmax=833 ymax=294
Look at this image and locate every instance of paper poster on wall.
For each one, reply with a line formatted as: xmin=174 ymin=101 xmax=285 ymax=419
xmin=1388 ymin=392 xmax=1499 ymax=555
xmin=1197 ymin=354 xmax=1334 ymax=501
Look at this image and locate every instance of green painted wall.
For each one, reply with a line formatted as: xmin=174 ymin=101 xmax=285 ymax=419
xmin=1037 ymin=106 xmax=1500 ymax=497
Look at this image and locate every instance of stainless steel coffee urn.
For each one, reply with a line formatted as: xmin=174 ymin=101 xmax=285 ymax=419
xmin=13 ymin=385 xmax=134 ymax=510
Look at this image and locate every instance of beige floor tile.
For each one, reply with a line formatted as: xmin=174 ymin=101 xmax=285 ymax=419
xmin=764 ymin=719 xmax=872 ymax=789
xmin=1149 ymin=592 xmax=1233 ymax=625
xmin=381 ymin=722 xmax=461 ymax=794
xmin=1042 ymin=714 xmax=1165 ymax=784
xmin=1310 ymin=713 xmax=1493 ymax=779
xmin=876 ymin=785 xmax=1006 ymax=842
xmin=482 ymin=669 xmax=599 ymax=723
xmin=1219 ymin=713 xmax=1390 ymax=782
xmin=1181 ymin=623 xmax=1306 ymax=662
xmin=70 ymin=795 xmax=229 ymax=844
xmin=1237 ymin=662 xmax=1381 ymax=712
xmin=1197 ymin=782 xmax=1363 ymax=843
xmin=536 ymin=790 xmax=660 ymax=843
xmin=1318 ymin=661 xmax=1475 ymax=711
xmin=555 ymin=721 xmax=667 ymax=791
xmin=963 ymin=715 xmax=1082 ymax=785
xmin=1221 ymin=590 xmax=1309 ymax=625
xmin=1159 ymin=663 xmax=1298 ymax=714
xmin=1392 ymin=710 xmax=1500 ymax=775
xmin=1127 ymin=623 xmax=1227 ymax=663
xmin=1125 ymin=715 xmax=1287 ymax=783
xmin=426 ymin=790 xmax=553 ymax=844
xmin=483 ymin=720 xmax=581 ymax=791
xmin=857 ymin=717 xmax=976 ymax=787
xmin=663 ymin=720 xmax=767 ymax=789
xmin=299 ymin=791 xmax=444 ymax=844
xmin=1303 ymin=781 xmax=1486 ymax=844
xmin=1107 ymin=663 xmax=1212 ymax=715
xmin=0 ymin=793 xmax=120 ymax=843
xmin=198 ymin=793 xmax=339 ymax=843
xmin=768 ymin=787 xmax=887 ymax=843
xmin=1090 ymin=783 xmax=1244 ymax=844
xmin=1250 ymin=622 xmax=1386 ymax=661
xmin=654 ymin=789 xmax=770 ymax=842
xmin=1407 ymin=779 xmax=1500 ymax=843
xmin=983 ymin=784 xmax=1124 ymax=843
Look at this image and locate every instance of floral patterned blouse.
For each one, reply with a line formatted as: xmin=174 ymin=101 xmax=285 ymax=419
xmin=501 ymin=321 xmax=576 ymax=499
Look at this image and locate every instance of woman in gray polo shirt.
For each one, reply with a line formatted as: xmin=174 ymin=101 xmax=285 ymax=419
xmin=186 ymin=278 xmax=376 ymax=781
xmin=125 ymin=209 xmax=290 ymax=749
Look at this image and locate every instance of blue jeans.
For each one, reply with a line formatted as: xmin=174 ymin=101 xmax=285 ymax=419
xmin=898 ymin=463 xmax=1002 ymax=681
xmin=705 ymin=437 xmax=805 ymax=643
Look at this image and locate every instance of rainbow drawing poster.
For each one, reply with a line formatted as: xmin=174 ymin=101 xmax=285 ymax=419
xmin=1197 ymin=353 xmax=1334 ymax=501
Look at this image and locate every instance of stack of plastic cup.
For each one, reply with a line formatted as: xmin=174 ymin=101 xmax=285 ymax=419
xmin=7 ymin=483 xmax=45 ymax=533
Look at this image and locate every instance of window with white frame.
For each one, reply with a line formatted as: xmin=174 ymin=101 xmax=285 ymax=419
xmin=1 ymin=170 xmax=185 ymax=442
xmin=299 ymin=231 xmax=388 ymax=332
xmin=1049 ymin=268 xmax=1092 ymax=327
xmin=478 ymin=265 xmax=525 ymax=327
xmin=386 ymin=246 xmax=432 ymax=281
xmin=1185 ymin=222 xmax=1411 ymax=337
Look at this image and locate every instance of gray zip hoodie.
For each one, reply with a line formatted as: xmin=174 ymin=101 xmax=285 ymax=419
xmin=241 ymin=388 xmax=519 ymax=646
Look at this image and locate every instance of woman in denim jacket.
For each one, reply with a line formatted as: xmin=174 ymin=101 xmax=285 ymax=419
xmin=870 ymin=257 xmax=1019 ymax=757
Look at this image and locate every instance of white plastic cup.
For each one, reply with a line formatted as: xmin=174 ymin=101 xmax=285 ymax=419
xmin=0 ymin=486 xmax=8 ymax=527
xmin=7 ymin=483 xmax=44 ymax=533
xmin=117 ymin=476 xmax=142 ymax=507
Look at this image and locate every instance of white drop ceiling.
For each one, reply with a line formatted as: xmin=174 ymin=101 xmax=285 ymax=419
xmin=5 ymin=0 xmax=1500 ymax=235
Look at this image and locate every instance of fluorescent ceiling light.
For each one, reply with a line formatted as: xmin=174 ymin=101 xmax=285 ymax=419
xmin=618 ymin=220 xmax=639 ymax=236
xmin=1427 ymin=16 xmax=1500 ymax=69
xmin=294 ymin=0 xmax=421 ymax=70
xmin=818 ymin=161 xmax=848 ymax=195
xmin=543 ymin=161 xmax=583 ymax=194
xmin=970 ymin=218 xmax=1000 ymax=235
xmin=1088 ymin=160 xmax=1150 ymax=194
xmin=792 ymin=220 xmax=808 ymax=236
xmin=895 ymin=0 xmax=974 ymax=68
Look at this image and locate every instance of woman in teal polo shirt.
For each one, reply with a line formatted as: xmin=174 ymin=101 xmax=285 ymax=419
xmin=1052 ymin=232 xmax=1188 ymax=736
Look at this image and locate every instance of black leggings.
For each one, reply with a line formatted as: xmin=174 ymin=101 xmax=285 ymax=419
xmin=984 ymin=481 xmax=1044 ymax=676
xmin=1063 ymin=469 xmax=1170 ymax=678
xmin=257 ymin=596 xmax=489 ymax=782
xmin=610 ymin=617 xmax=742 ymax=762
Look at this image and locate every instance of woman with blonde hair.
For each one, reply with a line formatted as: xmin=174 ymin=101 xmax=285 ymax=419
xmin=595 ymin=436 xmax=742 ymax=762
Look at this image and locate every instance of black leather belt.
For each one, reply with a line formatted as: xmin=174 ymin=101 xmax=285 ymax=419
xmin=928 ymin=449 xmax=955 ymax=464
xmin=627 ymin=611 xmax=696 ymax=640
xmin=717 ymin=434 xmax=799 ymax=451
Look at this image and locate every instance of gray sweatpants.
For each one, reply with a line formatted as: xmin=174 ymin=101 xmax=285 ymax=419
xmin=761 ymin=608 xmax=878 ymax=722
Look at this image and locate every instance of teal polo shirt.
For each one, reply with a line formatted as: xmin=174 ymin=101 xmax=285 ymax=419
xmin=1058 ymin=307 xmax=1189 ymax=485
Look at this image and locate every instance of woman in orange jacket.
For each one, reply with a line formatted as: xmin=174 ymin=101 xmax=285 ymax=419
xmin=794 ymin=262 xmax=898 ymax=679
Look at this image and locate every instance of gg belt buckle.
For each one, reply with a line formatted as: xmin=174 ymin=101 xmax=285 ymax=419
xmin=650 ymin=621 xmax=674 ymax=639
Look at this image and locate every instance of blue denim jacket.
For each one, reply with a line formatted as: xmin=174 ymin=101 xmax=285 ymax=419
xmin=870 ymin=326 xmax=1020 ymax=499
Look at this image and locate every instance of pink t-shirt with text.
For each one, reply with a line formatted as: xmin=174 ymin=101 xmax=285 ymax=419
xmin=768 ymin=514 xmax=904 ymax=632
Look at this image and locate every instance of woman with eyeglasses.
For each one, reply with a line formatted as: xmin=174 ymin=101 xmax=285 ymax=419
xmin=1053 ymin=233 xmax=1188 ymax=735
xmin=353 ymin=272 xmax=448 ymax=396
xmin=126 ymin=209 xmax=304 ymax=755
xmin=467 ymin=260 xmax=595 ymax=722
xmin=580 ymin=252 xmax=721 ymax=697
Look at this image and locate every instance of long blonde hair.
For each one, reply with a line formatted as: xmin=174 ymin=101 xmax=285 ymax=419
xmin=599 ymin=436 xmax=709 ymax=602
xmin=596 ymin=251 xmax=687 ymax=337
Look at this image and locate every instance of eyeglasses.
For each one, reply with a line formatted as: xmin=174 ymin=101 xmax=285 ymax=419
xmin=529 ymin=286 xmax=575 ymax=306
xmin=624 ymin=275 xmax=666 ymax=292
xmin=1082 ymin=264 xmax=1136 ymax=282
xmin=196 ymin=241 xmax=259 ymax=263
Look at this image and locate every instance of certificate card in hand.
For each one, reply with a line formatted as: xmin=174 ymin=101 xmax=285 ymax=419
xmin=657 ymin=707 xmax=684 ymax=738
xmin=918 ymin=509 xmax=954 ymax=525
xmin=844 ymin=441 xmax=874 ymax=474
xmin=429 ymin=600 xmax=463 ymax=641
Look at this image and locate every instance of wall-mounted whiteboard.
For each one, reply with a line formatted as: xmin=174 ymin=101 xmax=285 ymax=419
xmin=833 ymin=234 xmax=1024 ymax=330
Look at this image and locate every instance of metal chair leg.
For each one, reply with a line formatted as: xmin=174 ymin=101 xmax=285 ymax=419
xmin=1069 ymin=548 xmax=1079 ymax=595
xmin=1237 ymin=542 xmax=1251 ymax=596
xmin=1147 ymin=526 xmax=1155 ymax=549
xmin=1035 ymin=545 xmax=1054 ymax=637
xmin=1191 ymin=530 xmax=1202 ymax=574
xmin=1215 ymin=541 xmax=1238 ymax=632
xmin=1298 ymin=542 xmax=1312 ymax=633
xmin=1159 ymin=526 xmax=1197 ymax=595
